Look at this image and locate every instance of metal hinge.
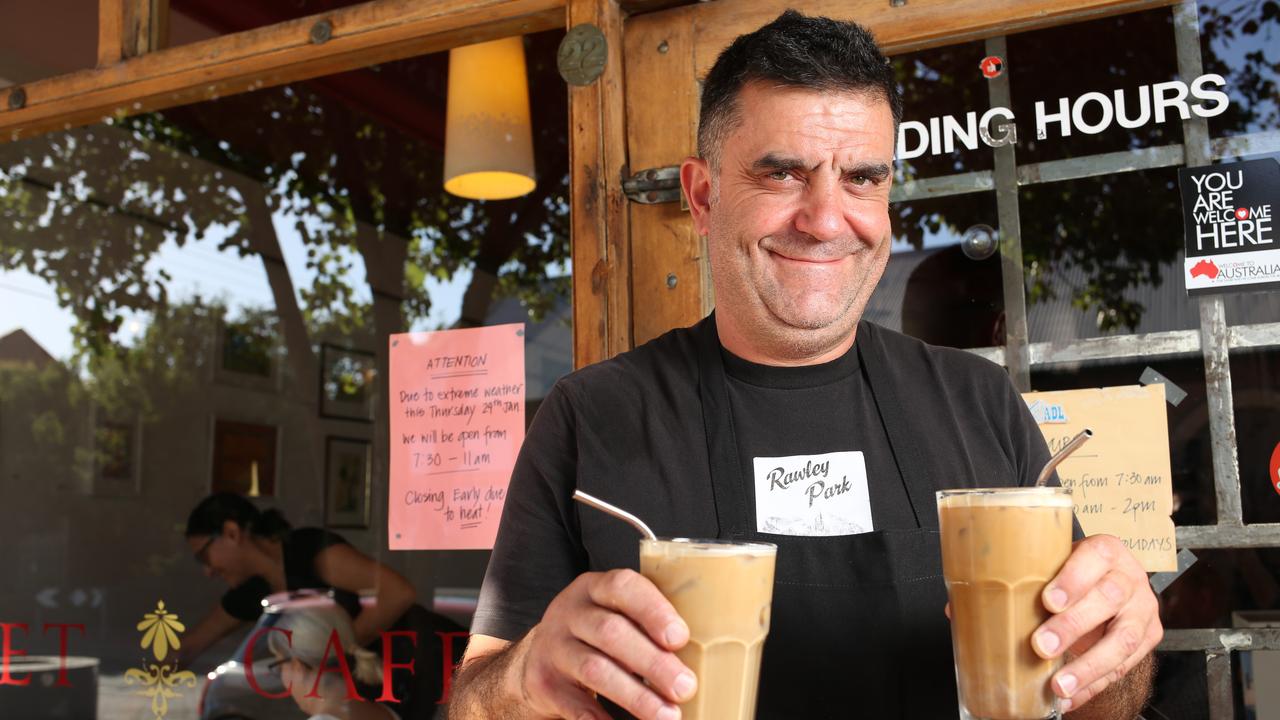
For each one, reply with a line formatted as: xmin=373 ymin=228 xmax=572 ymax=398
xmin=622 ymin=165 xmax=682 ymax=205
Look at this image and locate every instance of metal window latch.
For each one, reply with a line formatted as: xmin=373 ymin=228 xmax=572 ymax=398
xmin=622 ymin=165 xmax=683 ymax=205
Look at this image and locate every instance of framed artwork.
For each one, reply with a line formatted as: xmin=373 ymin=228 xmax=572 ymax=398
xmin=325 ymin=437 xmax=371 ymax=528
xmin=319 ymin=344 xmax=376 ymax=421
xmin=92 ymin=418 xmax=143 ymax=496
xmin=214 ymin=319 xmax=280 ymax=392
xmin=211 ymin=419 xmax=278 ymax=497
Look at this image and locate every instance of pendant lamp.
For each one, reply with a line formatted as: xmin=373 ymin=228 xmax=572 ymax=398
xmin=443 ymin=36 xmax=536 ymax=200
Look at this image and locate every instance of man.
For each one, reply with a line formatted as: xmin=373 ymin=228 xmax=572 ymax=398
xmin=451 ymin=11 xmax=1161 ymax=719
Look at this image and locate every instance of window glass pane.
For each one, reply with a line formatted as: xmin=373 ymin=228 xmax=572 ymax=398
xmin=1197 ymin=0 xmax=1280 ymax=141
xmin=1232 ymin=347 xmax=1280 ymax=525
xmin=869 ymin=192 xmax=1005 ymax=349
xmin=892 ymin=39 xmax=996 ymax=183
xmin=1006 ymin=7 xmax=1181 ymax=165
xmin=0 ymin=30 xmax=569 ymax=719
xmin=1021 ymin=166 xmax=1204 ymax=343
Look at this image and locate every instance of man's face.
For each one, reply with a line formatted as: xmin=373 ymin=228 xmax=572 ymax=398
xmin=684 ymin=82 xmax=896 ymax=361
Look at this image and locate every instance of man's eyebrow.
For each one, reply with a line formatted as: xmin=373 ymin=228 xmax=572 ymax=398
xmin=750 ymin=155 xmax=892 ymax=181
xmin=843 ymin=162 xmax=891 ymax=180
xmin=750 ymin=153 xmax=812 ymax=173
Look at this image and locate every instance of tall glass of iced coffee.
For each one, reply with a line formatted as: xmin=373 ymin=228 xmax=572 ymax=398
xmin=639 ymin=538 xmax=777 ymax=720
xmin=937 ymin=487 xmax=1074 ymax=720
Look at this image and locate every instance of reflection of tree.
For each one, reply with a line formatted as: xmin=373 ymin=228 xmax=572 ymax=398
xmin=0 ymin=32 xmax=569 ymax=360
xmin=0 ymin=300 xmax=223 ymax=489
xmin=890 ymin=4 xmax=1276 ymax=331
xmin=2 ymin=34 xmax=570 ymax=504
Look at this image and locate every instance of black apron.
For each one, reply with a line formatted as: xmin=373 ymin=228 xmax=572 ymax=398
xmin=693 ymin=318 xmax=959 ymax=718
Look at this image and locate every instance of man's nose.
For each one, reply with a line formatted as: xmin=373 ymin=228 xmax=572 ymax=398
xmin=793 ymin=180 xmax=847 ymax=242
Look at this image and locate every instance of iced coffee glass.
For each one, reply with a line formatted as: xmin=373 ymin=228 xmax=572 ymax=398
xmin=639 ymin=538 xmax=777 ymax=720
xmin=937 ymin=488 xmax=1074 ymax=720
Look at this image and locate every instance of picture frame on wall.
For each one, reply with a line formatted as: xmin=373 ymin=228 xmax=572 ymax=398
xmin=92 ymin=417 xmax=143 ymax=496
xmin=325 ymin=436 xmax=371 ymax=528
xmin=214 ymin=318 xmax=281 ymax=392
xmin=320 ymin=344 xmax=376 ymax=421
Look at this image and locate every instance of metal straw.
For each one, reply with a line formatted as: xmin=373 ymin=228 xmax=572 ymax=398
xmin=1035 ymin=428 xmax=1094 ymax=487
xmin=573 ymin=490 xmax=657 ymax=541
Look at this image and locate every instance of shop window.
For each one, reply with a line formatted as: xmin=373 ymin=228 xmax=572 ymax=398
xmin=0 ymin=30 xmax=570 ymax=719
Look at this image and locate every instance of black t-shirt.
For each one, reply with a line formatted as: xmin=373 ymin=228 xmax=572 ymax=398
xmin=473 ymin=316 xmax=1074 ymax=716
xmin=721 ymin=342 xmax=917 ymax=533
xmin=221 ymin=527 xmax=354 ymax=621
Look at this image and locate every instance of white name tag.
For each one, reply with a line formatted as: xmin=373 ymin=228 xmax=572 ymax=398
xmin=753 ymin=451 xmax=873 ymax=536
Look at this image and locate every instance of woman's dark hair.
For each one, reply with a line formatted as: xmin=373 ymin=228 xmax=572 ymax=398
xmin=697 ymin=10 xmax=902 ymax=168
xmin=185 ymin=492 xmax=291 ymax=540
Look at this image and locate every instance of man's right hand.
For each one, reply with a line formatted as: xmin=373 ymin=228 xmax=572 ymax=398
xmin=507 ymin=568 xmax=698 ymax=720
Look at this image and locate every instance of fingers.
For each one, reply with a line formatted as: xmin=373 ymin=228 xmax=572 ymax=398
xmin=588 ymin=569 xmax=690 ymax=650
xmin=521 ymin=664 xmax=612 ymax=720
xmin=1034 ymin=569 xmax=1135 ymax=658
xmin=518 ymin=570 xmax=694 ymax=720
xmin=573 ymin=606 xmax=697 ymax=704
xmin=1042 ymin=535 xmax=1129 ymax=616
xmin=1056 ymin=620 xmax=1163 ymax=712
xmin=555 ymin=639 xmax=682 ymax=720
xmin=1031 ymin=535 xmax=1163 ymax=712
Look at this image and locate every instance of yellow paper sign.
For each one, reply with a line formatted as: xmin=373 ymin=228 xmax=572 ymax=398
xmin=1022 ymin=385 xmax=1176 ymax=571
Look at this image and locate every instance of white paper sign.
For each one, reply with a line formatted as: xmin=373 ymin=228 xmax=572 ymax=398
xmin=753 ymin=451 xmax=873 ymax=536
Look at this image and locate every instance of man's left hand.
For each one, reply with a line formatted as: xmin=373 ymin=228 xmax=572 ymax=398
xmin=1033 ymin=534 xmax=1163 ymax=712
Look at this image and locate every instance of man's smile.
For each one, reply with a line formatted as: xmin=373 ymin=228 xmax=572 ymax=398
xmin=768 ymin=250 xmax=838 ymax=264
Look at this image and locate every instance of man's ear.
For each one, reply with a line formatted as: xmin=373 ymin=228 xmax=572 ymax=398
xmin=680 ymin=156 xmax=713 ymax=236
xmin=222 ymin=519 xmax=242 ymax=542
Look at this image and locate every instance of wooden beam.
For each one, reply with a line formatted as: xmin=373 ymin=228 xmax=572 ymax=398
xmin=623 ymin=5 xmax=706 ymax=346
xmin=2 ymin=0 xmax=563 ymax=143
xmin=690 ymin=0 xmax=1180 ymax=75
xmin=569 ymin=0 xmax=631 ymax=368
xmin=99 ymin=0 xmax=127 ymax=67
xmin=98 ymin=0 xmax=170 ymax=67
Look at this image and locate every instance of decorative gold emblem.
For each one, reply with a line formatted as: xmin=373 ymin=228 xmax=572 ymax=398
xmin=124 ymin=601 xmax=197 ymax=719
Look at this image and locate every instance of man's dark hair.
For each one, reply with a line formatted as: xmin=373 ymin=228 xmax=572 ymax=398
xmin=697 ymin=10 xmax=902 ymax=168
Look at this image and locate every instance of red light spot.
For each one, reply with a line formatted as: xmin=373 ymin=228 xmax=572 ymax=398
xmin=1271 ymin=442 xmax=1280 ymax=497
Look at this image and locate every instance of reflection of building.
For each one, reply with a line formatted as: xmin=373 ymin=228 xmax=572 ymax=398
xmin=0 ymin=328 xmax=54 ymax=368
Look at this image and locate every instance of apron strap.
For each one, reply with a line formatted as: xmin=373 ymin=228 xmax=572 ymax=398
xmin=856 ymin=322 xmax=945 ymax=530
xmin=695 ymin=313 xmax=749 ymax=539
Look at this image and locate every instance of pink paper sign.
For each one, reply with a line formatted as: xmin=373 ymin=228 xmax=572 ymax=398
xmin=388 ymin=324 xmax=525 ymax=550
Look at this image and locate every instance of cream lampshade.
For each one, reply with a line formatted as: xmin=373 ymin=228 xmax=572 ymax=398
xmin=443 ymin=36 xmax=536 ymax=200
